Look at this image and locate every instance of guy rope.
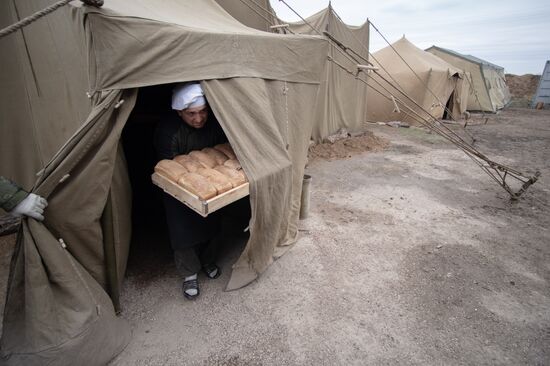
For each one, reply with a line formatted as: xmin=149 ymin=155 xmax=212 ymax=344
xmin=277 ymin=0 xmax=540 ymax=200
xmin=0 ymin=0 xmax=103 ymax=39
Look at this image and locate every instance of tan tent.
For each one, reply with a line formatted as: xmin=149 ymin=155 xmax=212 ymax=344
xmin=367 ymin=37 xmax=468 ymax=124
xmin=218 ymin=3 xmax=370 ymax=142
xmin=0 ymin=1 xmax=327 ymax=364
xmin=283 ymin=6 xmax=370 ymax=141
xmin=426 ymin=46 xmax=511 ymax=112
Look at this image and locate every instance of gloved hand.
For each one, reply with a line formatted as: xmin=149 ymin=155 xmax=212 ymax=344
xmin=11 ymin=193 xmax=48 ymax=221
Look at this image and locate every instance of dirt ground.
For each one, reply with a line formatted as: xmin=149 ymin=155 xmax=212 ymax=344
xmin=0 ymin=108 xmax=548 ymax=365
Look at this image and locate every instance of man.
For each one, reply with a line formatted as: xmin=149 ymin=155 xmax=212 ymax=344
xmin=1 ymin=176 xmax=48 ymax=221
xmin=154 ymin=82 xmax=227 ymax=300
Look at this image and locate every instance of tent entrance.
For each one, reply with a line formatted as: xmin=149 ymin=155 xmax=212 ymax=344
xmin=121 ymin=85 xmax=175 ymax=275
xmin=442 ymin=91 xmax=455 ymax=120
xmin=120 ymin=84 xmax=251 ymax=285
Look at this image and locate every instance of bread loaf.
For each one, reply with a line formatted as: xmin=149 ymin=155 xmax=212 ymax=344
xmin=177 ymin=173 xmax=217 ymax=200
xmin=189 ymin=150 xmax=217 ymax=169
xmin=214 ymin=165 xmax=247 ymax=187
xmin=202 ymin=147 xmax=229 ymax=165
xmin=174 ymin=154 xmax=203 ymax=172
xmin=214 ymin=143 xmax=237 ymax=160
xmin=154 ymin=159 xmax=189 ymax=182
xmin=197 ymin=168 xmax=233 ymax=194
xmin=223 ymin=159 xmax=242 ymax=170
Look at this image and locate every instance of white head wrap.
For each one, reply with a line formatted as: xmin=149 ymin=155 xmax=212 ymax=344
xmin=171 ymin=83 xmax=206 ymax=110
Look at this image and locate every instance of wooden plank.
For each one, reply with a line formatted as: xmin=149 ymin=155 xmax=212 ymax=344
xmin=151 ymin=172 xmax=250 ymax=217
xmin=205 ymin=182 xmax=250 ymax=215
xmin=152 ymin=173 xmax=206 ymax=216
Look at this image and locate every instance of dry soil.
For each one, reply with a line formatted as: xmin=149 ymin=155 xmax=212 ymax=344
xmin=0 ymin=108 xmax=548 ymax=365
xmin=112 ymin=108 xmax=549 ymax=365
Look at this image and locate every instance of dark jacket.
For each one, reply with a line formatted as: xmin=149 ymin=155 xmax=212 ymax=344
xmin=154 ymin=111 xmax=227 ymax=161
xmin=0 ymin=176 xmax=29 ymax=212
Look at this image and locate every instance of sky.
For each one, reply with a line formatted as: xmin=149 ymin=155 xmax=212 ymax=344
xmin=269 ymin=0 xmax=550 ymax=75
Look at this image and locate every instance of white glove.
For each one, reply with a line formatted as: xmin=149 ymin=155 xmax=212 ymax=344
xmin=11 ymin=193 xmax=48 ymax=221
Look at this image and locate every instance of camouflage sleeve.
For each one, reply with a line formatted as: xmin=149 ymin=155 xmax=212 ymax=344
xmin=0 ymin=176 xmax=29 ymax=212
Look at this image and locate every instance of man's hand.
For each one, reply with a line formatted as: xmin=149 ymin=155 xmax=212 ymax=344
xmin=11 ymin=193 xmax=48 ymax=221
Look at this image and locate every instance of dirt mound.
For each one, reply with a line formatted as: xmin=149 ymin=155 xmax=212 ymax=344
xmin=308 ymin=131 xmax=389 ymax=162
xmin=506 ymin=74 xmax=540 ymax=108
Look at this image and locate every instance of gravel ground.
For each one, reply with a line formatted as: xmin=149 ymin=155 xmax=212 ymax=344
xmin=1 ymin=108 xmax=548 ymax=365
xmin=110 ymin=108 xmax=549 ymax=365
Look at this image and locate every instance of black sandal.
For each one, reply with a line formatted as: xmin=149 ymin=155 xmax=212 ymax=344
xmin=182 ymin=278 xmax=199 ymax=300
xmin=202 ymin=263 xmax=221 ymax=279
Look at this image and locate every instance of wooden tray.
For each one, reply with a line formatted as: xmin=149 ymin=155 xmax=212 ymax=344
xmin=151 ymin=172 xmax=250 ymax=217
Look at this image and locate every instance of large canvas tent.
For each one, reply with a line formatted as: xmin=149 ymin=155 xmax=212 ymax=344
xmin=426 ymin=46 xmax=511 ymax=112
xmin=219 ymin=3 xmax=370 ymax=142
xmin=531 ymin=60 xmax=550 ymax=109
xmin=282 ymin=6 xmax=370 ymax=141
xmin=0 ymin=1 xmax=327 ymax=364
xmin=367 ymin=37 xmax=468 ymax=124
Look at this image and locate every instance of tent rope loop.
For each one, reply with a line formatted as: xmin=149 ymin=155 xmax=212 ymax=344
xmin=0 ymin=0 xmax=102 ymax=39
xmin=114 ymin=99 xmax=125 ymax=109
xmin=58 ymin=238 xmax=67 ymax=249
xmin=59 ymin=174 xmax=70 ymax=183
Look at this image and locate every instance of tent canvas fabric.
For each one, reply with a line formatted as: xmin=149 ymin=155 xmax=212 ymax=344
xmin=0 ymin=0 xmax=91 ymax=192
xmin=426 ymin=46 xmax=511 ymax=113
xmin=283 ymin=6 xmax=370 ymax=141
xmin=367 ymin=37 xmax=467 ymax=124
xmin=214 ymin=4 xmax=370 ymax=141
xmin=531 ymin=60 xmax=550 ymax=109
xmin=0 ymin=0 xmax=328 ymax=364
xmin=215 ymin=0 xmax=278 ymax=32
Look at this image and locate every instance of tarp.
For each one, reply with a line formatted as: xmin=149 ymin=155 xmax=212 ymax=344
xmin=367 ymin=37 xmax=467 ymax=124
xmin=0 ymin=0 xmax=328 ymax=364
xmin=426 ymin=46 xmax=511 ymax=112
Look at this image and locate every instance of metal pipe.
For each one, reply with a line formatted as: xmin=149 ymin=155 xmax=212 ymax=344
xmin=300 ymin=175 xmax=312 ymax=219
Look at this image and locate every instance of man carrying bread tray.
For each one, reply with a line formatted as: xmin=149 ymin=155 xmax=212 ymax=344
xmin=154 ymin=82 xmax=248 ymax=300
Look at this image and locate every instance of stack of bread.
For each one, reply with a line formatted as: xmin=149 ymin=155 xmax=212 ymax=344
xmin=154 ymin=143 xmax=248 ymax=200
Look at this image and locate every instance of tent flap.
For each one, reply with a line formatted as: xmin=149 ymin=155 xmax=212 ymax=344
xmin=203 ymin=78 xmax=318 ymax=290
xmin=1 ymin=90 xmax=137 ymax=365
xmin=76 ymin=0 xmax=327 ymax=91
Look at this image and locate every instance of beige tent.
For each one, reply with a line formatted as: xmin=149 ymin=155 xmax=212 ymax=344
xmin=426 ymin=46 xmax=511 ymax=112
xmin=284 ymin=6 xmax=370 ymax=141
xmin=0 ymin=0 xmax=327 ymax=364
xmin=367 ymin=37 xmax=468 ymax=124
xmin=218 ymin=3 xmax=370 ymax=142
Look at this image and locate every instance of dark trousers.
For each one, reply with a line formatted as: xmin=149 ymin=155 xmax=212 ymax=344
xmin=174 ymin=240 xmax=219 ymax=277
xmin=163 ymin=195 xmax=251 ymax=278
